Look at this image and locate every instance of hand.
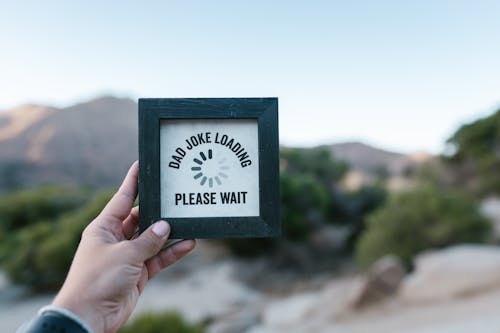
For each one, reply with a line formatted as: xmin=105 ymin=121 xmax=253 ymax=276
xmin=52 ymin=161 xmax=196 ymax=333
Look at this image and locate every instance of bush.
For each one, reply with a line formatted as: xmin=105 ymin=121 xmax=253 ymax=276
xmin=444 ymin=109 xmax=500 ymax=195
xmin=280 ymin=147 xmax=348 ymax=185
xmin=336 ymin=185 xmax=387 ymax=247
xmin=223 ymin=174 xmax=329 ymax=256
xmin=0 ymin=186 xmax=89 ymax=231
xmin=280 ymin=173 xmax=330 ymax=240
xmin=279 ymin=148 xmax=348 ymax=241
xmin=119 ymin=311 xmax=204 ymax=333
xmin=224 ymin=148 xmax=345 ymax=256
xmin=0 ymin=191 xmax=112 ymax=291
xmin=224 ymin=147 xmax=388 ymax=257
xmin=356 ymin=184 xmax=491 ymax=268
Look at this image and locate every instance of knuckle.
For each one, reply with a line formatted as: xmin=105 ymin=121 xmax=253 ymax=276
xmin=141 ymin=233 xmax=162 ymax=254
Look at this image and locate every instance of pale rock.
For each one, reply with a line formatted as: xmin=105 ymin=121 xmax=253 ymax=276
xmin=400 ymin=245 xmax=500 ymax=303
xmin=480 ymin=197 xmax=500 ymax=239
xmin=348 ymin=255 xmax=405 ymax=308
xmin=298 ymin=276 xmax=361 ymax=322
xmin=0 ymin=271 xmax=8 ymax=291
xmin=246 ymin=325 xmax=278 ymax=333
xmin=133 ymin=262 xmax=260 ymax=323
xmin=261 ymin=292 xmax=319 ymax=329
xmin=258 ymin=277 xmax=365 ymax=332
xmin=207 ymin=305 xmax=260 ymax=333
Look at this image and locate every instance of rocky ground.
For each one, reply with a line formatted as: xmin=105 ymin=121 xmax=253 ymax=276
xmin=3 ymin=242 xmax=500 ymax=333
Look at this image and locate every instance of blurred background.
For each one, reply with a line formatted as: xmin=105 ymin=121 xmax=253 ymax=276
xmin=1 ymin=1 xmax=500 ymax=332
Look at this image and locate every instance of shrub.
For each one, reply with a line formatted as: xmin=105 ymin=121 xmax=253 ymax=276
xmin=336 ymin=185 xmax=387 ymax=247
xmin=223 ymin=174 xmax=328 ymax=256
xmin=280 ymin=147 xmax=348 ymax=185
xmin=224 ymin=148 xmax=389 ymax=257
xmin=224 ymin=149 xmax=344 ymax=256
xmin=444 ymin=109 xmax=500 ymax=195
xmin=356 ymin=184 xmax=491 ymax=268
xmin=0 ymin=191 xmax=113 ymax=291
xmin=279 ymin=148 xmax=349 ymax=241
xmin=119 ymin=311 xmax=204 ymax=333
xmin=0 ymin=186 xmax=89 ymax=231
xmin=280 ymin=173 xmax=329 ymax=240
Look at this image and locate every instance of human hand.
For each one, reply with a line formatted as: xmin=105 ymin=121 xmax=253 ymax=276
xmin=52 ymin=161 xmax=196 ymax=333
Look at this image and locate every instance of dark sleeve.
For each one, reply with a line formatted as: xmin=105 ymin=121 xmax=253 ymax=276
xmin=20 ymin=310 xmax=90 ymax=333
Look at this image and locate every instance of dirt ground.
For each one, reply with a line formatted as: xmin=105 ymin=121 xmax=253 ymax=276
xmin=3 ymin=242 xmax=500 ymax=333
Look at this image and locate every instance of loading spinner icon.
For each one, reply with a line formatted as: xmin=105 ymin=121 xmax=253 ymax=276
xmin=191 ymin=149 xmax=230 ymax=188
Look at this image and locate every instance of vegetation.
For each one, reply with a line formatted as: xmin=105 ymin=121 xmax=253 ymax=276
xmin=225 ymin=147 xmax=386 ymax=256
xmin=118 ymin=311 xmax=204 ymax=333
xmin=357 ymin=107 xmax=500 ymax=267
xmin=335 ymin=184 xmax=387 ymax=248
xmin=3 ymin=106 xmax=498 ymax=287
xmin=444 ymin=109 xmax=500 ymax=196
xmin=224 ymin=148 xmax=345 ymax=256
xmin=0 ymin=161 xmax=36 ymax=191
xmin=356 ymin=184 xmax=491 ymax=268
xmin=280 ymin=173 xmax=330 ymax=240
xmin=1 ymin=104 xmax=499 ymax=333
xmin=280 ymin=147 xmax=349 ymax=186
xmin=0 ymin=186 xmax=89 ymax=231
xmin=0 ymin=190 xmax=112 ymax=291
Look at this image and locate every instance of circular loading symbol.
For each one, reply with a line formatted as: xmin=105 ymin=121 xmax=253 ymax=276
xmin=191 ymin=149 xmax=229 ymax=187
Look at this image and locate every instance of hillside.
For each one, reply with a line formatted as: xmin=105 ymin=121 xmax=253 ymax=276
xmin=327 ymin=142 xmax=432 ymax=176
xmin=0 ymin=96 xmax=431 ymax=192
xmin=0 ymin=96 xmax=137 ymax=191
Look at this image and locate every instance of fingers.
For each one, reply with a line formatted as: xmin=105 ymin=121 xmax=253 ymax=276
xmin=100 ymin=161 xmax=139 ymax=225
xmin=145 ymin=239 xmax=196 ymax=280
xmin=122 ymin=206 xmax=139 ymax=239
xmin=129 ymin=221 xmax=171 ymax=261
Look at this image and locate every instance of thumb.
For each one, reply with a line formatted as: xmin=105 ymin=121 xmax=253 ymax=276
xmin=130 ymin=221 xmax=171 ymax=261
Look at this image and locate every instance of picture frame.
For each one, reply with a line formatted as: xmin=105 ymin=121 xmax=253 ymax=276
xmin=138 ymin=98 xmax=280 ymax=239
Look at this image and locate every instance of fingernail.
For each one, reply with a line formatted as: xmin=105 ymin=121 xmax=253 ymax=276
xmin=152 ymin=220 xmax=170 ymax=238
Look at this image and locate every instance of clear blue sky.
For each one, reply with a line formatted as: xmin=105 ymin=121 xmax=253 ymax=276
xmin=1 ymin=1 xmax=500 ymax=153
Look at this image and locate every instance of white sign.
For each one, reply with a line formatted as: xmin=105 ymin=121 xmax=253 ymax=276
xmin=160 ymin=119 xmax=260 ymax=218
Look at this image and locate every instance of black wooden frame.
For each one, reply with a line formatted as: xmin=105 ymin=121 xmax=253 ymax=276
xmin=138 ymin=98 xmax=280 ymax=239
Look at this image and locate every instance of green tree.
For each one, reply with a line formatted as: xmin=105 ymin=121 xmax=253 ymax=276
xmin=444 ymin=109 xmax=500 ymax=195
xmin=356 ymin=184 xmax=491 ymax=268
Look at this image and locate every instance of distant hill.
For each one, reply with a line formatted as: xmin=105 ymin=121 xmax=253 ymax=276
xmin=326 ymin=142 xmax=432 ymax=176
xmin=0 ymin=96 xmax=137 ymax=191
xmin=0 ymin=96 xmax=432 ymax=192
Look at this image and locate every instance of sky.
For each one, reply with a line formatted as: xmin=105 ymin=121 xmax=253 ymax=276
xmin=1 ymin=1 xmax=500 ymax=153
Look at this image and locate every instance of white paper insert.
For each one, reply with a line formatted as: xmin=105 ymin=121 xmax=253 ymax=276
xmin=160 ymin=119 xmax=260 ymax=218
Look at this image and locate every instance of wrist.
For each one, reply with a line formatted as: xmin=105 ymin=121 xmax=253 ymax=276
xmin=52 ymin=293 xmax=104 ymax=333
xmin=23 ymin=306 xmax=91 ymax=333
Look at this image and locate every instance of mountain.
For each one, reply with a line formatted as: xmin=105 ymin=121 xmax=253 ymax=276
xmin=0 ymin=96 xmax=432 ymax=192
xmin=0 ymin=96 xmax=137 ymax=191
xmin=326 ymin=142 xmax=432 ymax=176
